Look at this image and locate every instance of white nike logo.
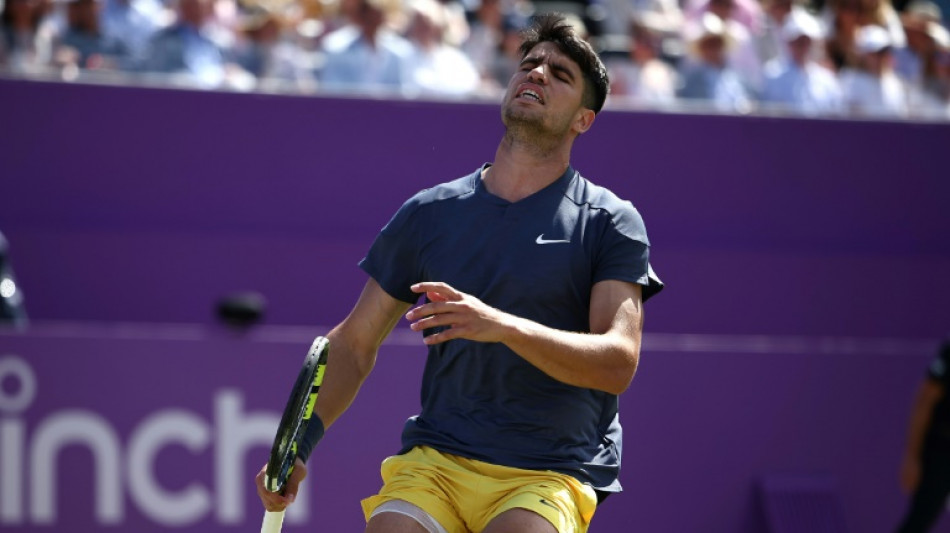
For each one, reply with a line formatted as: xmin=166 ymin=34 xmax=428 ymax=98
xmin=536 ymin=234 xmax=570 ymax=244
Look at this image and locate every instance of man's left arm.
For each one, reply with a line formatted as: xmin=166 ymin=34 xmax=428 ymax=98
xmin=406 ymin=279 xmax=643 ymax=395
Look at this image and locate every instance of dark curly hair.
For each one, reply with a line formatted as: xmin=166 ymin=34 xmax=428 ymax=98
xmin=518 ymin=13 xmax=609 ymax=114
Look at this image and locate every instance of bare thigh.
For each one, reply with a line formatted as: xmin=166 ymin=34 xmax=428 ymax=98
xmin=482 ymin=508 xmax=558 ymax=533
xmin=365 ymin=511 xmax=431 ymax=533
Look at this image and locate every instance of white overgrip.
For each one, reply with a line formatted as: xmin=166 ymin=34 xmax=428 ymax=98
xmin=261 ymin=510 xmax=286 ymax=533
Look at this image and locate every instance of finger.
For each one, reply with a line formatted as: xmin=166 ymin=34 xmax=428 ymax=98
xmin=258 ymin=489 xmax=291 ymax=512
xmin=256 ymin=466 xmax=292 ymax=512
xmin=405 ymin=300 xmax=455 ymax=321
xmin=408 ymin=312 xmax=456 ymax=332
xmin=264 ymin=495 xmax=292 ymax=512
xmin=411 ymin=282 xmax=462 ymax=301
xmin=426 ymin=291 xmax=451 ymax=302
xmin=283 ymin=459 xmax=308 ymax=501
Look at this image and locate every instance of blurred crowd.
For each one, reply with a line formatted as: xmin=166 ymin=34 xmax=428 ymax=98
xmin=2 ymin=0 xmax=949 ymax=118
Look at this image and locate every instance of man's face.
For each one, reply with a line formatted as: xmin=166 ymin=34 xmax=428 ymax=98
xmin=501 ymin=42 xmax=590 ymax=138
xmin=863 ymin=47 xmax=893 ymax=76
xmin=698 ymin=35 xmax=727 ymax=67
xmin=355 ymin=0 xmax=384 ymax=34
xmin=179 ymin=0 xmax=210 ymax=27
xmin=67 ymin=0 xmax=100 ymax=30
xmin=767 ymin=0 xmax=792 ymax=21
xmin=708 ymin=0 xmax=734 ymax=20
xmin=787 ymin=35 xmax=812 ymax=65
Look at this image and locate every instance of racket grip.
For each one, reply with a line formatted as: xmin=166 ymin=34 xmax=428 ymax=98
xmin=261 ymin=510 xmax=286 ymax=533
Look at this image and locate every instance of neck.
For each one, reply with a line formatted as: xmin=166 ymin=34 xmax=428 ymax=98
xmin=360 ymin=25 xmax=379 ymax=47
xmin=485 ymin=132 xmax=573 ymax=202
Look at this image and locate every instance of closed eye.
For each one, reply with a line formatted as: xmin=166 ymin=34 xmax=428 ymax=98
xmin=549 ymin=63 xmax=576 ymax=84
xmin=518 ymin=56 xmax=578 ymax=84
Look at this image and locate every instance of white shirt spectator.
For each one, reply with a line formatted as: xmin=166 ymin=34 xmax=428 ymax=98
xmin=907 ymin=83 xmax=950 ymax=119
xmin=758 ymin=3 xmax=814 ymax=65
xmin=840 ymin=68 xmax=908 ymax=117
xmin=762 ymin=59 xmax=844 ymax=115
xmin=839 ymin=25 xmax=909 ymax=118
xmin=725 ymin=18 xmax=765 ymax=94
xmin=101 ymin=0 xmax=166 ymax=69
xmin=405 ymin=44 xmax=480 ymax=97
xmin=320 ymin=24 xmax=414 ymax=93
xmin=682 ymin=3 xmax=764 ymax=94
xmin=403 ymin=0 xmax=480 ymax=97
xmin=610 ymin=59 xmax=679 ymax=105
xmin=761 ymin=9 xmax=843 ymax=115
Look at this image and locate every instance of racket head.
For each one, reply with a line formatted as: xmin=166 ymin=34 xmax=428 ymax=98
xmin=264 ymin=336 xmax=330 ymax=494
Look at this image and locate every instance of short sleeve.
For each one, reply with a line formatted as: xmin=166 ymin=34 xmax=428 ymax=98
xmin=358 ymin=195 xmax=425 ymax=304
xmin=593 ymin=203 xmax=663 ymax=302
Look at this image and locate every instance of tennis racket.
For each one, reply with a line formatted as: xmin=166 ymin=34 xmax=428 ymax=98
xmin=261 ymin=336 xmax=330 ymax=533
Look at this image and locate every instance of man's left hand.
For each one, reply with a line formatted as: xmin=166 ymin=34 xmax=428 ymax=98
xmin=406 ymin=282 xmax=510 ymax=345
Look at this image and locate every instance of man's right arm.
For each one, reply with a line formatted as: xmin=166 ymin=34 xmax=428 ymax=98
xmin=256 ymin=277 xmax=412 ymax=511
xmin=316 ymin=277 xmax=413 ymax=430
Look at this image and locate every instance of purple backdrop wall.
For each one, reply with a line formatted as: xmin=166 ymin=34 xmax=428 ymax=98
xmin=1 ymin=78 xmax=950 ymax=532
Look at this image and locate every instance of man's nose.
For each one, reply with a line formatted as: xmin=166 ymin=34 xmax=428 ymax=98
xmin=526 ymin=64 xmax=546 ymax=83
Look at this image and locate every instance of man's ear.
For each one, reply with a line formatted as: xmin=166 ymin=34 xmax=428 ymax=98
xmin=573 ymin=108 xmax=596 ymax=135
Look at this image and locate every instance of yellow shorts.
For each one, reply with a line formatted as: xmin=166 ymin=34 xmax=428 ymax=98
xmin=360 ymin=446 xmax=598 ymax=533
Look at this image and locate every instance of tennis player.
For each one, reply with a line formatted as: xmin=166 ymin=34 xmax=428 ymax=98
xmin=896 ymin=336 xmax=950 ymax=533
xmin=256 ymin=13 xmax=663 ymax=533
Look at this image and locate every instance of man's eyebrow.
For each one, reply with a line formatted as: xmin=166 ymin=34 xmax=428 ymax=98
xmin=519 ymin=56 xmax=541 ymax=67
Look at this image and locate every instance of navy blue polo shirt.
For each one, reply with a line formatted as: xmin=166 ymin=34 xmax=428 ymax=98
xmin=359 ymin=164 xmax=663 ymax=492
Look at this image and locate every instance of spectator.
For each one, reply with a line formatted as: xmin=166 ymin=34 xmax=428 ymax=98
xmin=607 ymin=17 xmax=678 ymax=106
xmin=0 ymin=0 xmax=55 ymax=72
xmin=403 ymin=0 xmax=481 ymax=97
xmin=761 ymin=9 xmax=844 ymax=115
xmin=52 ymin=0 xmax=128 ymax=72
xmin=686 ymin=0 xmax=764 ymax=93
xmin=318 ymin=0 xmax=414 ymax=94
xmin=461 ymin=0 xmax=529 ymax=91
xmin=906 ymin=20 xmax=950 ymax=117
xmin=758 ymin=0 xmax=815 ymax=64
xmin=896 ymin=1 xmax=945 ymax=80
xmin=99 ymin=0 xmax=166 ymax=70
xmin=895 ymin=0 xmax=950 ymax=117
xmin=678 ymin=12 xmax=754 ymax=111
xmin=840 ymin=24 xmax=909 ymax=116
xmin=896 ymin=336 xmax=950 ymax=533
xmin=434 ymin=0 xmax=471 ymax=48
xmin=230 ymin=4 xmax=313 ymax=91
xmin=486 ymin=11 xmax=529 ymax=90
xmin=461 ymin=0 xmax=501 ymax=73
xmin=142 ymin=0 xmax=230 ymax=87
xmin=822 ymin=0 xmax=906 ymax=72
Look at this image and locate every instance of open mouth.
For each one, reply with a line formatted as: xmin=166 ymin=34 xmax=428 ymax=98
xmin=516 ymin=86 xmax=544 ymax=104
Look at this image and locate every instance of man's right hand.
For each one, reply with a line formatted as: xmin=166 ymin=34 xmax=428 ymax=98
xmin=255 ymin=457 xmax=308 ymax=512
